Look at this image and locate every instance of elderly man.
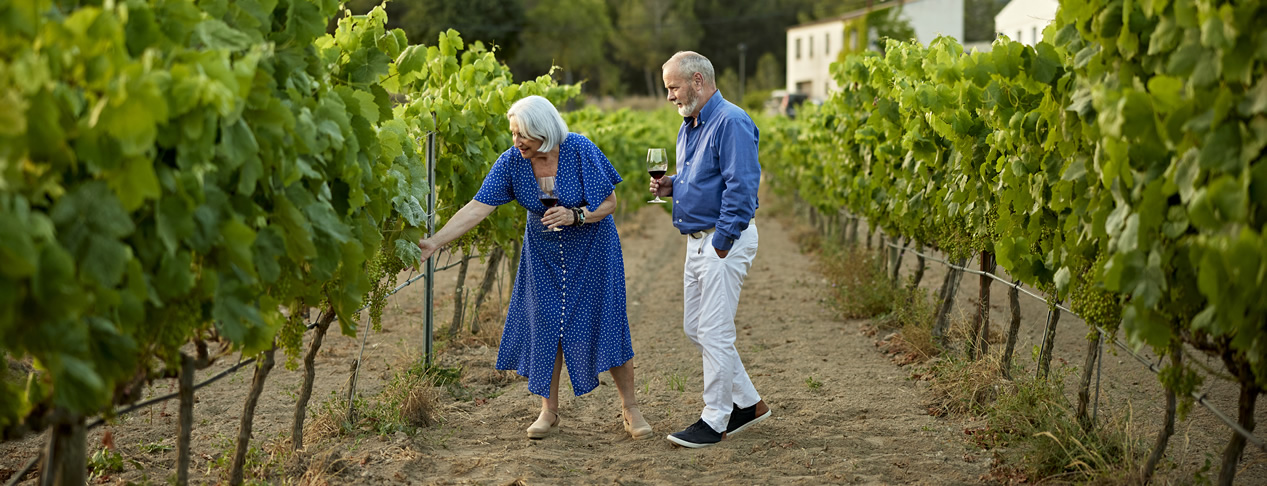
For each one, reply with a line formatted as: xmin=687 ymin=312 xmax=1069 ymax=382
xmin=650 ymin=51 xmax=770 ymax=448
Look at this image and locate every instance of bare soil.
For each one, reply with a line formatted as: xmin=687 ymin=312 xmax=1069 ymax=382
xmin=1 ymin=202 xmax=1263 ymax=485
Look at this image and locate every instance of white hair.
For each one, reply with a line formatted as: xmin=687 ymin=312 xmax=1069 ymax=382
xmin=664 ymin=51 xmax=715 ymax=87
xmin=506 ymin=95 xmax=568 ymax=153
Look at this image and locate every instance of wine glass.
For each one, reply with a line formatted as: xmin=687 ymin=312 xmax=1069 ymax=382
xmin=537 ymin=176 xmax=562 ymax=232
xmin=647 ymin=148 xmax=668 ymax=204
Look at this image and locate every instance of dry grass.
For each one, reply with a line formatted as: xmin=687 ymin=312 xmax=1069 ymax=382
xmin=296 ymin=449 xmax=353 ymax=486
xmin=923 ymin=352 xmax=1008 ymax=417
xmin=398 ymin=384 xmax=441 ymax=428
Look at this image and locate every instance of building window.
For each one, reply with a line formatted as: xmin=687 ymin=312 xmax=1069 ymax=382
xmin=850 ymin=30 xmax=858 ymax=50
xmin=825 ymin=33 xmax=830 ymax=55
xmin=1017 ymin=30 xmax=1022 ymax=42
xmin=1032 ymin=26 xmax=1038 ymax=44
xmin=809 ymin=36 xmax=814 ymax=58
xmin=796 ymin=38 xmax=801 ymax=60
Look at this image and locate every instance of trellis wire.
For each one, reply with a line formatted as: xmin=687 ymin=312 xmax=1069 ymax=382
xmin=881 ymin=239 xmax=1266 ymax=453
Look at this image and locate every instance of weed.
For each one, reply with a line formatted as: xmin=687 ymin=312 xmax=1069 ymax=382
xmin=933 ymin=357 xmax=1144 ymax=483
xmin=667 ymin=372 xmax=687 ymax=392
xmin=138 ymin=441 xmax=173 ymax=454
xmin=820 ymin=245 xmax=897 ymax=320
xmin=87 ymin=447 xmax=125 ymax=480
xmin=925 ymin=355 xmax=1004 ymax=417
xmin=805 ymin=376 xmax=823 ymax=389
xmin=310 ymin=360 xmax=452 ymax=440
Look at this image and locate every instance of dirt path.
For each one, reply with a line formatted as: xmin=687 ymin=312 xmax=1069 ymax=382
xmin=376 ymin=206 xmax=988 ymax=485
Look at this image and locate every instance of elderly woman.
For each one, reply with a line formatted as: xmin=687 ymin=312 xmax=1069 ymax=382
xmin=417 ymin=96 xmax=652 ymax=440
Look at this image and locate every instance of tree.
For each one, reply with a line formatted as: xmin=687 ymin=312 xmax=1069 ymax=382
xmin=692 ymin=0 xmax=818 ymax=97
xmin=963 ymin=0 xmax=1009 ymax=42
xmin=514 ymin=0 xmax=619 ymax=94
xmin=341 ymin=0 xmax=525 ymax=61
xmin=397 ymin=0 xmax=526 ymax=60
xmin=751 ymin=52 xmax=782 ymax=92
xmin=866 ymin=7 xmax=916 ymax=50
xmin=613 ymin=0 xmax=702 ymax=96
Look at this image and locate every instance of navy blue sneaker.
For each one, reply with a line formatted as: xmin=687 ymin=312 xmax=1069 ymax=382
xmin=726 ymin=400 xmax=771 ymax=436
xmin=666 ymin=419 xmax=724 ymax=448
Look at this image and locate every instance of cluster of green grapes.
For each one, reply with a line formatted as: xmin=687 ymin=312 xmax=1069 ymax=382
xmin=363 ymin=248 xmax=404 ymax=333
xmin=273 ymin=274 xmax=308 ymax=369
xmin=1069 ymin=255 xmax=1123 ymax=332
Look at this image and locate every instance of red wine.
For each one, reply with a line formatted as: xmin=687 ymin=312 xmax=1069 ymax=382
xmin=540 ymin=197 xmax=558 ymax=208
xmin=648 ymin=170 xmax=666 ymax=180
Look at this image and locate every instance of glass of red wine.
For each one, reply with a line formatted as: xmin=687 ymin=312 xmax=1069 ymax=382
xmin=647 ymin=148 xmax=668 ymax=204
xmin=538 ymin=176 xmax=562 ymax=232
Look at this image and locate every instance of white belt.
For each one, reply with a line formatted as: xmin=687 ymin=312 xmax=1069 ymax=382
xmin=687 ymin=228 xmax=716 ymax=239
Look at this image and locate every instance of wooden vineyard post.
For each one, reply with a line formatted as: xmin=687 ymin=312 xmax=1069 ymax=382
xmin=1075 ymin=331 xmax=1103 ymax=428
xmin=889 ymin=238 xmax=906 ymax=286
xmin=1142 ymin=342 xmax=1180 ymax=483
xmin=931 ymin=257 xmax=968 ymax=344
xmin=177 ymin=354 xmax=195 ymax=484
xmin=1037 ymin=306 xmax=1062 ymax=380
xmin=1000 ymin=280 xmax=1022 ymax=379
xmin=849 ymin=217 xmax=860 ymax=247
xmin=230 ymin=343 xmax=277 ymax=486
xmin=448 ymin=254 xmax=473 ymax=338
xmin=909 ymin=243 xmax=926 ymax=289
xmin=469 ymin=247 xmax=505 ymax=335
xmin=292 ymin=311 xmax=337 ymax=451
xmin=40 ymin=410 xmax=85 ymax=486
xmin=968 ymin=251 xmax=995 ymax=360
xmin=1217 ymin=360 xmax=1261 ymax=486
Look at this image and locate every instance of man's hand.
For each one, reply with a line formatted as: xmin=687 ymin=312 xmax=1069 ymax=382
xmin=649 ymin=176 xmax=673 ymax=198
xmin=714 ymin=247 xmax=729 ymax=259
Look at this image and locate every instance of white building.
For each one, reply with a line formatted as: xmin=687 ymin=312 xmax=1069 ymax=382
xmin=786 ymin=0 xmax=965 ymax=102
xmin=995 ymin=0 xmax=1059 ymax=46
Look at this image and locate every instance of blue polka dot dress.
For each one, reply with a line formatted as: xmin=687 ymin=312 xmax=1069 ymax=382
xmin=473 ymin=133 xmax=634 ymax=398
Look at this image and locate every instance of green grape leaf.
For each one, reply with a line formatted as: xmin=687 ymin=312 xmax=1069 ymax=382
xmin=193 ymin=19 xmax=251 ymax=50
xmin=394 ymin=238 xmax=422 ymax=269
xmin=1198 ymin=123 xmax=1243 ymax=173
xmin=1122 ymin=305 xmax=1171 ymax=349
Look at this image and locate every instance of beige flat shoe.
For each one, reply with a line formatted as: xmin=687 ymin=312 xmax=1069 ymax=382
xmin=622 ymin=407 xmax=653 ymax=440
xmin=527 ymin=409 xmax=560 ymax=439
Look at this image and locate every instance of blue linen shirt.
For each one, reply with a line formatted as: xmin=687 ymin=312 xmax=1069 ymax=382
xmin=665 ymin=91 xmax=761 ymax=251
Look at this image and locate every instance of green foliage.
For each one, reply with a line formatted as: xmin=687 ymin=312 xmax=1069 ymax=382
xmin=87 ymin=447 xmax=125 ymax=481
xmin=804 ymin=376 xmax=823 ymax=389
xmin=763 ymin=0 xmax=1267 ymax=407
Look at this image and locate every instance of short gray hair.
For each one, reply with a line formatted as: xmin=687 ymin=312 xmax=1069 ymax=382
xmin=506 ymin=95 xmax=568 ymax=153
xmin=664 ymin=51 xmax=715 ymax=87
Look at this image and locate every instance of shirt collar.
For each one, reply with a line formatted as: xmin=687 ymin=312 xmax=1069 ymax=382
xmin=684 ymin=91 xmax=725 ymax=126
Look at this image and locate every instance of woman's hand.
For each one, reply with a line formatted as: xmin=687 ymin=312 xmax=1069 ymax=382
xmin=417 ymin=238 xmax=440 ymax=264
xmin=542 ymin=207 xmax=577 ymax=230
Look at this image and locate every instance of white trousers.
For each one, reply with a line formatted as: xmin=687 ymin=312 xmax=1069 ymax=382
xmin=683 ymin=223 xmax=761 ymax=433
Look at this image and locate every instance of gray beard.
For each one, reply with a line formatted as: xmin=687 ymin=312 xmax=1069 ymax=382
xmin=677 ymin=92 xmax=700 ymax=117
